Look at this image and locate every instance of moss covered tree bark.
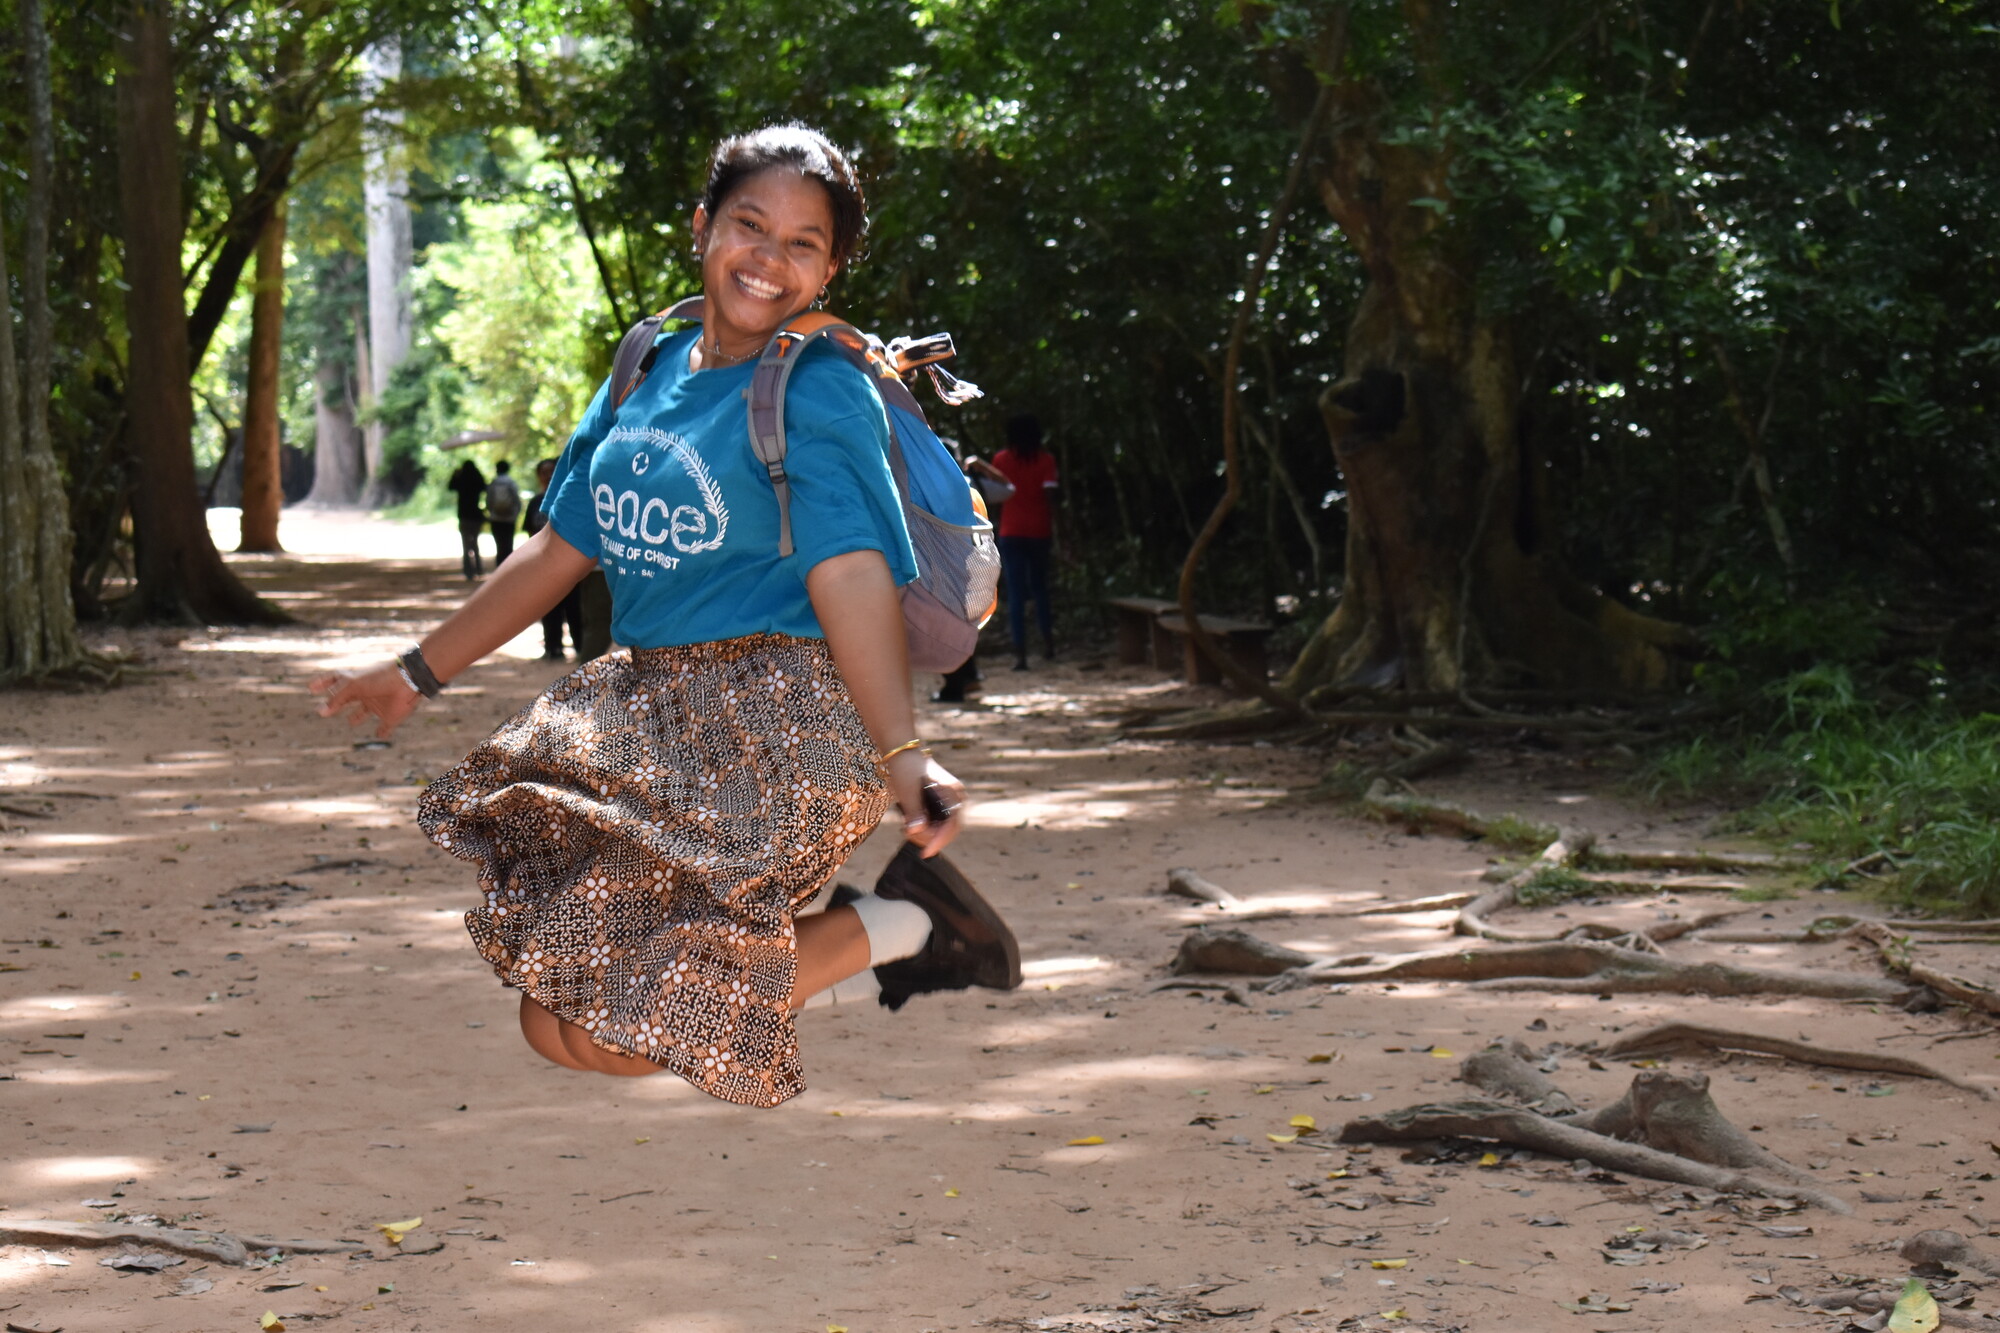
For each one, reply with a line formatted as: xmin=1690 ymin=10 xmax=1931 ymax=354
xmin=1262 ymin=8 xmax=1694 ymax=696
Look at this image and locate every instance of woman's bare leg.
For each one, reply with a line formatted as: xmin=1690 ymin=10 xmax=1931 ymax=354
xmin=791 ymin=905 xmax=870 ymax=1010
xmin=514 ymin=907 xmax=869 ymax=1074
xmin=518 ymin=994 xmax=663 ymax=1076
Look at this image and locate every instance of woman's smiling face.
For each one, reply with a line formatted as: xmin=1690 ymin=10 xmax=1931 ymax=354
xmin=692 ymin=166 xmax=840 ymax=355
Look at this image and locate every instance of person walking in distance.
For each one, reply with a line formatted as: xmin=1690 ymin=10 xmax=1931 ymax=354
xmin=447 ymin=458 xmax=487 ymax=579
xmin=485 ymin=461 xmax=524 ymax=566
xmin=969 ymin=414 xmax=1058 ymax=671
xmin=311 ymin=123 xmax=1020 ymax=1106
xmin=525 ymin=457 xmax=583 ymax=661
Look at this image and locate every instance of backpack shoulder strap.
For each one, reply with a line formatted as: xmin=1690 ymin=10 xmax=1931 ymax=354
xmin=610 ymin=297 xmax=707 ymax=408
xmin=746 ymin=314 xmax=876 ymax=558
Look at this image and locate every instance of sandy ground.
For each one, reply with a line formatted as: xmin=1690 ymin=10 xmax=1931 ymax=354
xmin=3 ymin=510 xmax=1998 ymax=1333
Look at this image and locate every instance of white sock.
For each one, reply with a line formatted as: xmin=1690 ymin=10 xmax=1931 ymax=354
xmin=848 ymin=893 xmax=932 ymax=967
xmin=800 ymin=970 xmax=882 ymax=1010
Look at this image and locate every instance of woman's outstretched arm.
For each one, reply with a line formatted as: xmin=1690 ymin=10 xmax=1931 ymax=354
xmin=806 ymin=548 xmax=965 ymax=856
xmin=312 ymin=526 xmax=597 ymax=738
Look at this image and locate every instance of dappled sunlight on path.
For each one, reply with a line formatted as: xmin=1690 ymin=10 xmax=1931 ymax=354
xmin=3 ymin=513 xmax=1995 ymax=1332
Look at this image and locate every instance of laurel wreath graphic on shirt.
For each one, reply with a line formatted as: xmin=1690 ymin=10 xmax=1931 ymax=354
xmin=612 ymin=425 xmax=728 ymax=554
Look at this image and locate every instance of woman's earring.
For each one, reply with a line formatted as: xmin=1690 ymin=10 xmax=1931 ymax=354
xmin=812 ymin=284 xmax=829 ymax=310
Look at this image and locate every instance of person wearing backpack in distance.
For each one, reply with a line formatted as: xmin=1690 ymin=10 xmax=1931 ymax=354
xmin=485 ymin=460 xmax=524 ymax=565
xmin=309 ymin=123 xmax=1018 ymax=1108
xmin=968 ymin=414 xmax=1058 ymax=670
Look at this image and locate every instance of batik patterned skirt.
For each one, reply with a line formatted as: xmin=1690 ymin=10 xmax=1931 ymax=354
xmin=416 ymin=634 xmax=888 ymax=1108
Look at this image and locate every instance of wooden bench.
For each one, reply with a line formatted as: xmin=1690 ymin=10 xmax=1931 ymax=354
xmin=1155 ymin=612 xmax=1274 ymax=687
xmin=1104 ymin=595 xmax=1179 ymax=668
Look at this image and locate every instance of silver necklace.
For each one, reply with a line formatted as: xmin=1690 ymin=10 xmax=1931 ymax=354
xmin=702 ymin=337 xmax=759 ymax=368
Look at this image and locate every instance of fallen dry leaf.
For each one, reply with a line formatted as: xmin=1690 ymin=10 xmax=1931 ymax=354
xmin=1289 ymin=1114 xmax=1316 ymax=1130
xmin=1370 ymin=1259 xmax=1408 ymax=1270
xmin=1066 ymin=1136 xmax=1104 ymax=1147
xmin=1888 ymin=1278 xmax=1939 ymax=1333
xmin=373 ymin=1216 xmax=423 ymax=1245
xmin=259 ymin=1314 xmax=286 ymax=1332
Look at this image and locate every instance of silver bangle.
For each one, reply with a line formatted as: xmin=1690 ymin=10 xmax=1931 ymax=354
xmin=395 ymin=661 xmax=425 ymax=699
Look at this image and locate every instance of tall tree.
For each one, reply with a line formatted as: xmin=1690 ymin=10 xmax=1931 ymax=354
xmin=0 ymin=0 xmax=89 ymax=681
xmin=237 ymin=199 xmax=287 ymax=551
xmin=1250 ymin=4 xmax=1694 ymax=695
xmin=360 ymin=37 xmax=413 ymax=495
xmin=115 ymin=0 xmax=276 ymax=624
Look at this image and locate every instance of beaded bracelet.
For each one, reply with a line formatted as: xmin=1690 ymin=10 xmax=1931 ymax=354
xmin=875 ymin=738 xmax=927 ymax=767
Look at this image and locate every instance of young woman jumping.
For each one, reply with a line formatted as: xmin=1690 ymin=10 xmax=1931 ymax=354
xmin=312 ymin=124 xmax=1018 ymax=1108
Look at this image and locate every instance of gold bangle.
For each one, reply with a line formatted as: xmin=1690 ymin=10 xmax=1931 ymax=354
xmin=875 ymin=738 xmax=927 ymax=767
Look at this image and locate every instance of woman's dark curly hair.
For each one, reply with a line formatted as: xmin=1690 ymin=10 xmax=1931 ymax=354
xmin=699 ymin=123 xmax=868 ymax=266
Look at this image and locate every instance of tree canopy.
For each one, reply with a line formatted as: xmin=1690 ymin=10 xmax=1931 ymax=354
xmin=3 ymin=0 xmax=1996 ymax=687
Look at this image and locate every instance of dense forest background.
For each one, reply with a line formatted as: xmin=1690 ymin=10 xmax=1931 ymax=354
xmin=4 ymin=3 xmax=1999 ymax=895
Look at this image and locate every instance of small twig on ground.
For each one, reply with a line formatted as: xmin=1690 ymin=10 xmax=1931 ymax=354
xmin=1600 ymin=1021 xmax=1997 ymax=1100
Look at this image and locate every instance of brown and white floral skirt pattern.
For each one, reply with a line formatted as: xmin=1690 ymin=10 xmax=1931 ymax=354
xmin=417 ymin=633 xmax=888 ymax=1108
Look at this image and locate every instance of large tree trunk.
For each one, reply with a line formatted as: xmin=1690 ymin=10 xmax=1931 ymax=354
xmin=238 ymin=200 xmax=287 ymax=552
xmin=0 ymin=0 xmax=87 ymax=682
xmin=304 ymin=353 xmax=365 ymax=506
xmin=115 ymin=0 xmax=278 ymax=625
xmin=1270 ymin=25 xmax=1694 ymax=695
xmin=360 ymin=38 xmax=413 ymax=501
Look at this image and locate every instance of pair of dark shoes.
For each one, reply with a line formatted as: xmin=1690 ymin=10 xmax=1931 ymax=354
xmin=828 ymin=842 xmax=1021 ymax=1011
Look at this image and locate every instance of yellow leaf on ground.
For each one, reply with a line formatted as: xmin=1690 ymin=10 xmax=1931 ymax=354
xmin=1478 ymin=1151 xmax=1501 ymax=1167
xmin=1306 ymin=1053 xmax=1333 ymax=1063
xmin=1370 ymin=1258 xmax=1408 ymax=1270
xmin=260 ymin=1314 xmax=286 ymax=1332
xmin=1326 ymin=1170 xmax=1350 ymax=1179
xmin=1289 ymin=1114 xmax=1316 ymax=1130
xmin=1429 ymin=1048 xmax=1454 ymax=1059
xmin=1381 ymin=1309 xmax=1406 ymax=1320
xmin=1067 ymin=1135 xmax=1104 ymax=1146
xmin=829 ymin=1326 xmax=849 ymax=1333
xmin=1254 ymin=1084 xmax=1276 ymax=1094
xmin=1267 ymin=1133 xmax=1298 ymax=1144
xmin=634 ymin=1137 xmax=650 ymax=1144
xmin=373 ymin=1217 xmax=423 ymax=1245
xmin=945 ymin=1188 xmax=960 ymax=1197
xmin=1889 ymin=1279 xmax=1941 ymax=1333
xmin=131 ymin=971 xmax=142 ymax=981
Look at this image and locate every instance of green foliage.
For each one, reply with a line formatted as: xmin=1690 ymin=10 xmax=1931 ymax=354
xmin=1514 ymin=863 xmax=1594 ymax=908
xmin=1645 ymin=668 xmax=2000 ymax=912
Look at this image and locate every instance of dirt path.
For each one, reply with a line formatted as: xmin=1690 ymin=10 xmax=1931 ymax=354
xmin=3 ymin=513 xmax=1996 ymax=1332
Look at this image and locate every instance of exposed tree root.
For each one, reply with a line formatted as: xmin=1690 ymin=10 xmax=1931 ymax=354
xmin=1361 ymin=781 xmax=1554 ymax=846
xmin=1903 ymin=1229 xmax=2000 ymax=1278
xmin=1456 ymin=828 xmax=1595 ymax=941
xmin=1335 ymin=890 xmax=1479 ymax=917
xmin=1257 ymin=936 xmax=1924 ymax=1004
xmin=1856 ymin=922 xmax=2000 ymax=1017
xmin=1165 ymin=867 xmax=1239 ymax=907
xmin=1338 ymin=1095 xmax=1851 ymax=1213
xmin=1458 ymin=1041 xmax=1578 ymax=1115
xmin=0 ymin=1218 xmax=368 ymax=1265
xmin=1173 ymin=926 xmax=1316 ymax=976
xmin=1600 ymin=1022 xmax=1998 ymax=1100
xmin=1589 ymin=847 xmax=1806 ymax=874
xmin=1566 ymin=1070 xmax=1827 ymax=1193
xmin=1699 ymin=915 xmax=2000 ymax=945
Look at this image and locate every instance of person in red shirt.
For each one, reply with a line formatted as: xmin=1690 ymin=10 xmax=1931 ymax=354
xmin=969 ymin=414 xmax=1058 ymax=670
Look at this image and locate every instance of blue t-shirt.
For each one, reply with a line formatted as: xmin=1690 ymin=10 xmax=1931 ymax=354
xmin=544 ymin=329 xmax=917 ymax=649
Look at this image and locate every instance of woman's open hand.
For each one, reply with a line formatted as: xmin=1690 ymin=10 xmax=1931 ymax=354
xmin=311 ymin=663 xmax=421 ymax=740
xmin=887 ymin=748 xmax=965 ymax=858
